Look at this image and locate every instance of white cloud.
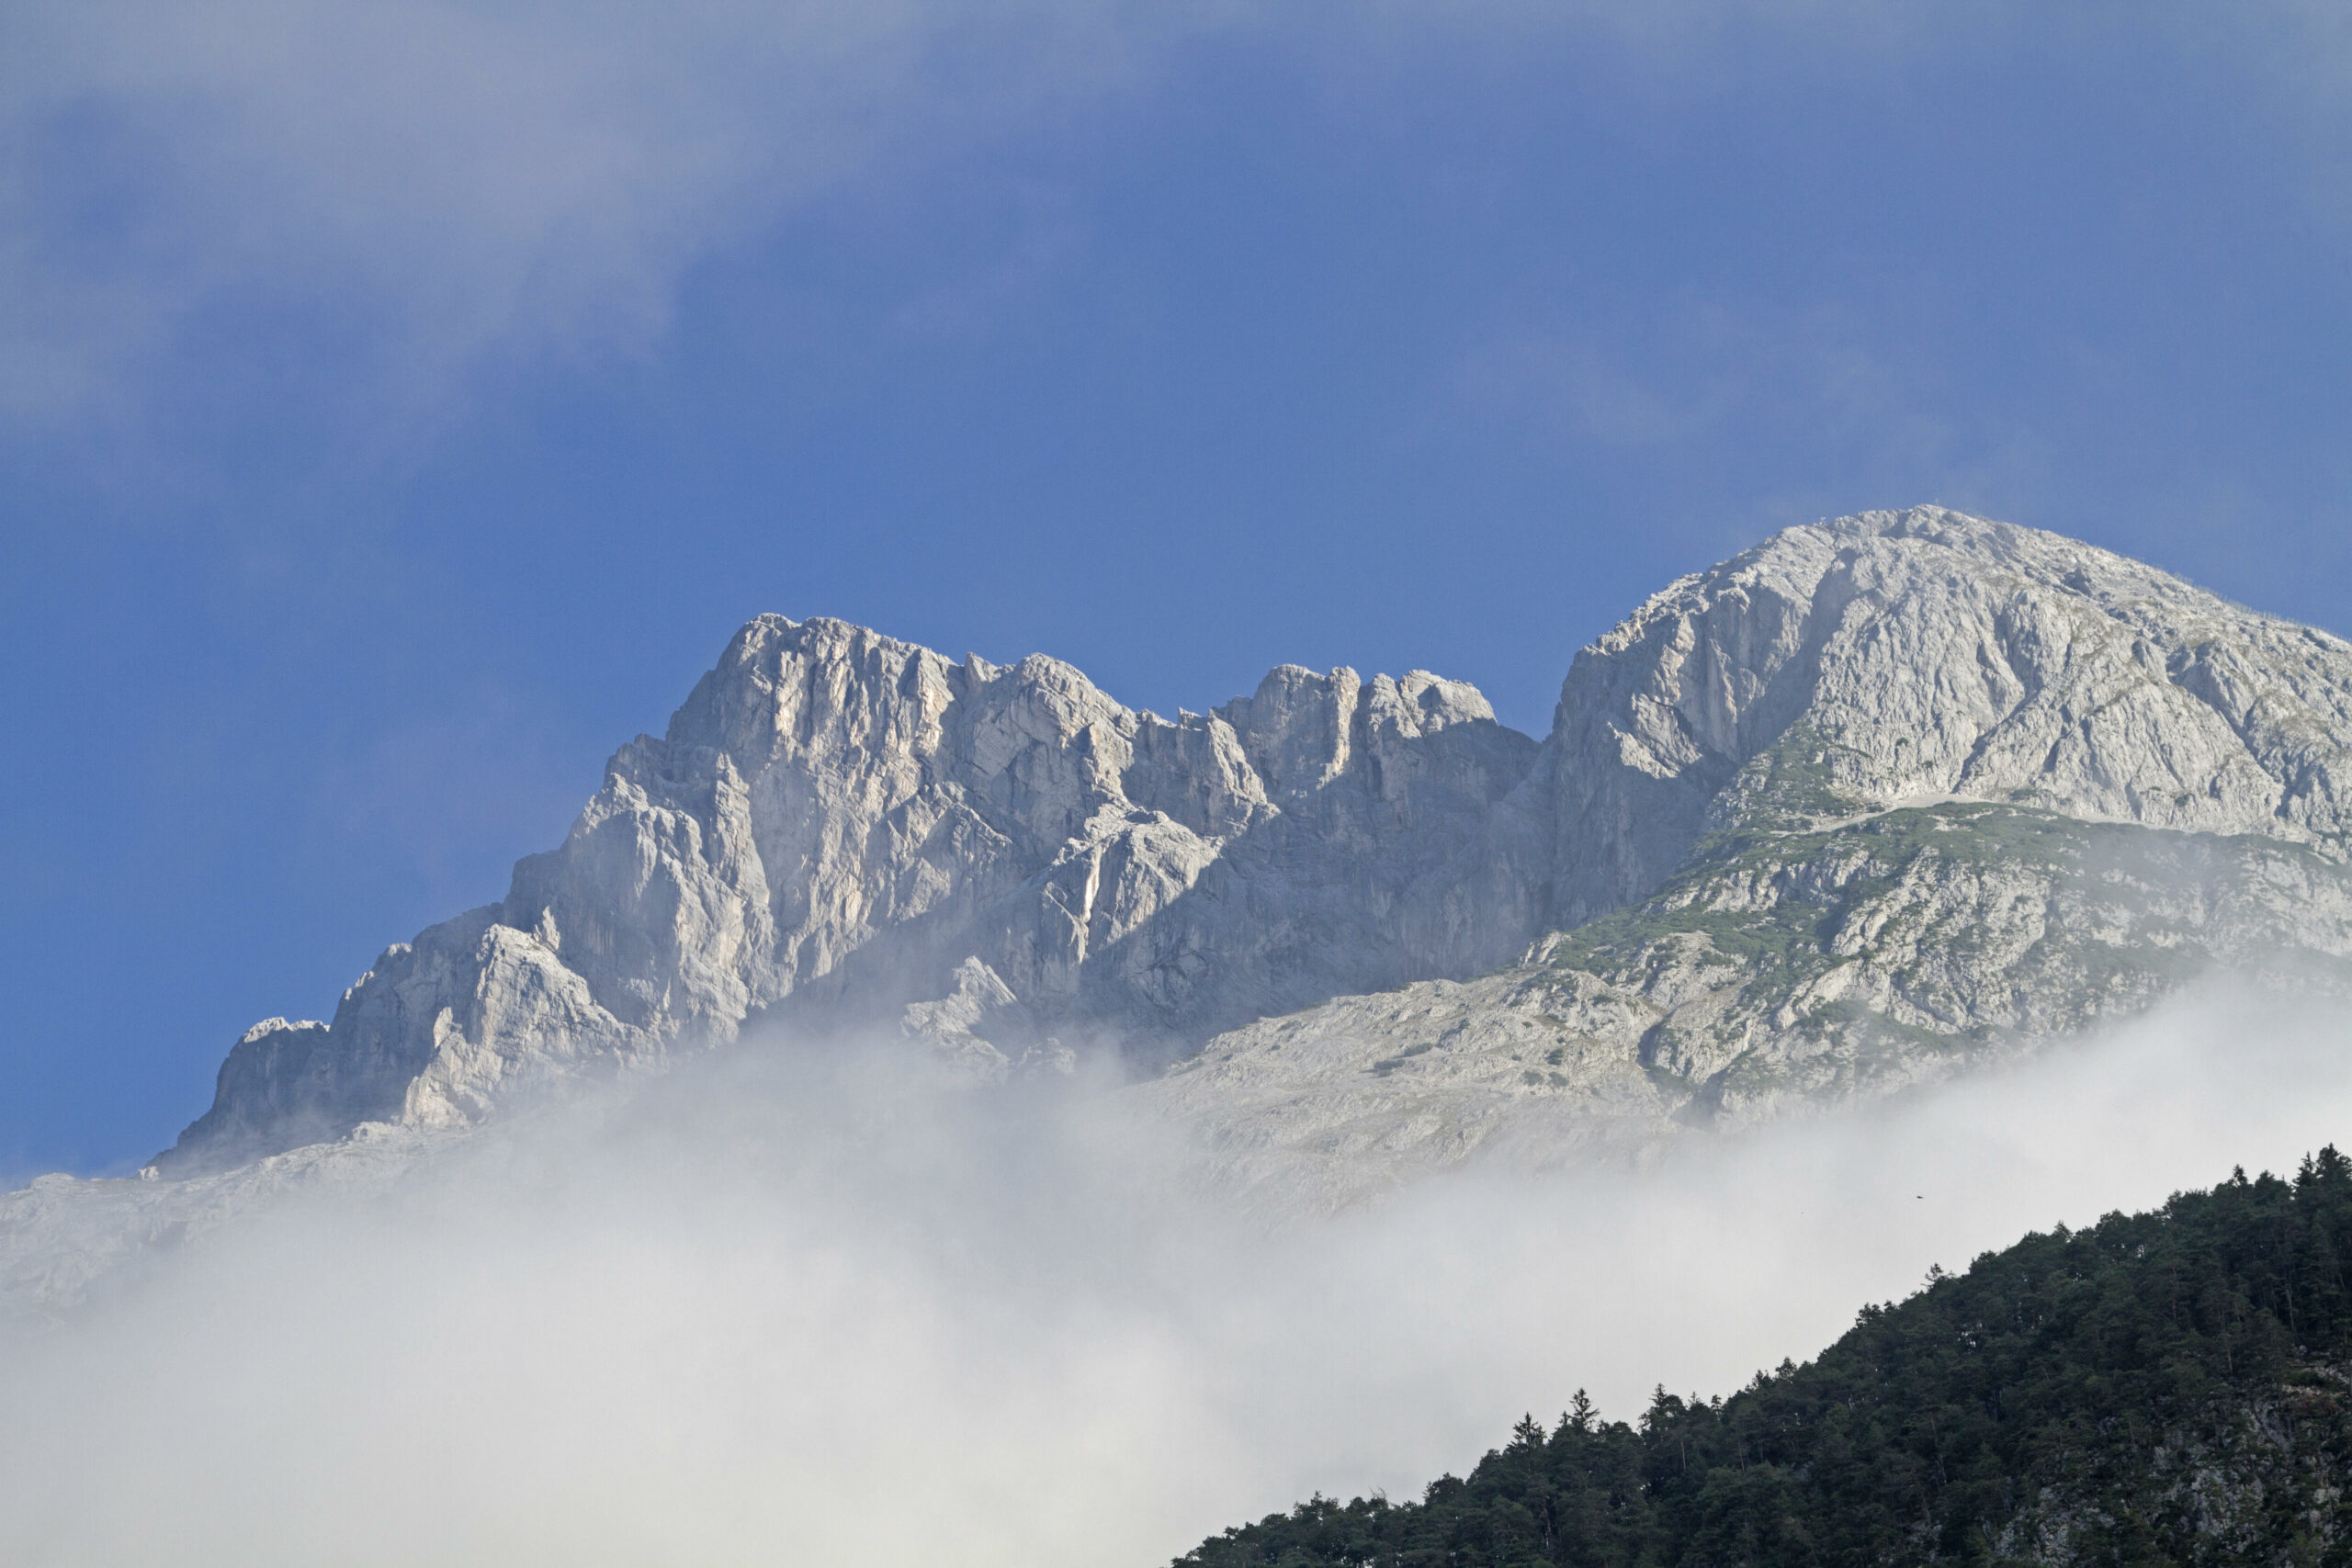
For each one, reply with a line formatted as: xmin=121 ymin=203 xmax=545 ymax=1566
xmin=1 ymin=983 xmax=2346 ymax=1565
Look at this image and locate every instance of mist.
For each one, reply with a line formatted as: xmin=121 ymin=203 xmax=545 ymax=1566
xmin=2 ymin=982 xmax=2346 ymax=1566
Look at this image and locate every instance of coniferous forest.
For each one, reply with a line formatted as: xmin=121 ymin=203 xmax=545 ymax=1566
xmin=1177 ymin=1151 xmax=2352 ymax=1567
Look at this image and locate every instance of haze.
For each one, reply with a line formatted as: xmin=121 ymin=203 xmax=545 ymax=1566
xmin=2 ymin=985 xmax=2342 ymax=1566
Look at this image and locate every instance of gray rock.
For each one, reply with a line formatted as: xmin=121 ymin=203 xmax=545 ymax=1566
xmin=1537 ymin=506 xmax=2351 ymax=926
xmin=149 ymin=504 xmax=2352 ymax=1198
xmin=157 ymin=618 xmax=1537 ymax=1171
xmin=1144 ymin=508 xmax=2352 ymax=1203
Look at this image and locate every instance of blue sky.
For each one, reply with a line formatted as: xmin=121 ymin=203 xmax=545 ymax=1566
xmin=6 ymin=2 xmax=2350 ymax=1174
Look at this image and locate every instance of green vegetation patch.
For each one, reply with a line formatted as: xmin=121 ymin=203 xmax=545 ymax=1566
xmin=1717 ymin=719 xmax=1878 ymax=829
xmin=1530 ymin=801 xmax=2352 ymax=1087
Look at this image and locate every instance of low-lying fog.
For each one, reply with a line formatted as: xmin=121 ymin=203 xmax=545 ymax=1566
xmin=3 ymin=984 xmax=2346 ymax=1566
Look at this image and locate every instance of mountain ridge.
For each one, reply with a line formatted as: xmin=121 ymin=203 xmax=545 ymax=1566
xmin=153 ymin=506 xmax=2352 ymax=1181
xmin=161 ymin=615 xmax=1544 ymax=1171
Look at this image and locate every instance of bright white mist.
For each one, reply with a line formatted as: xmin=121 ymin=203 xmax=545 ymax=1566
xmin=1 ymin=984 xmax=2343 ymax=1567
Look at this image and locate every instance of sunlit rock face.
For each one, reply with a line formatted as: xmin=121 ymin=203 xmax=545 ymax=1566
xmin=161 ymin=617 xmax=1539 ymax=1172
xmin=1148 ymin=508 xmax=2352 ymax=1204
xmin=1540 ymin=506 xmax=2352 ymax=926
xmin=159 ymin=505 xmax=2352 ymax=1183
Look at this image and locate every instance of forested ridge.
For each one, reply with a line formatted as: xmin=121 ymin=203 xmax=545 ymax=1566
xmin=1177 ymin=1151 xmax=2352 ymax=1567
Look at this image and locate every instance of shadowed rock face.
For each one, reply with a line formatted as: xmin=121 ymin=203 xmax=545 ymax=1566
xmin=161 ymin=618 xmax=1539 ymax=1172
xmin=161 ymin=506 xmax=2352 ymax=1180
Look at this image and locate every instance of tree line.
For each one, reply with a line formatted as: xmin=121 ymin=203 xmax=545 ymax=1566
xmin=1177 ymin=1148 xmax=2352 ymax=1566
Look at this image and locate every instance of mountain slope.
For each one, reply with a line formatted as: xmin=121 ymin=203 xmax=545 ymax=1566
xmin=162 ymin=622 xmax=1537 ymax=1171
xmin=1144 ymin=511 xmax=2352 ymax=1200
xmin=157 ymin=506 xmax=2352 ymax=1180
xmin=1177 ymin=1150 xmax=2352 ymax=1567
xmin=1537 ymin=508 xmax=2352 ymax=929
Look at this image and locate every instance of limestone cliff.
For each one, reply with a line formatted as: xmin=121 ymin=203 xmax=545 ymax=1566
xmin=1145 ymin=508 xmax=2352 ymax=1201
xmin=160 ymin=620 xmax=1536 ymax=1171
xmin=159 ymin=505 xmax=2352 ymax=1184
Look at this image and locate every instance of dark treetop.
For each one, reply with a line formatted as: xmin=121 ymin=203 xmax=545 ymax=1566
xmin=1178 ymin=1149 xmax=2352 ymax=1567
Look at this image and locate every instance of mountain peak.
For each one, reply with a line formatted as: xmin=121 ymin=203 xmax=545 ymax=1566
xmin=158 ymin=619 xmax=1534 ymax=1172
xmin=153 ymin=510 xmax=2352 ymax=1181
xmin=1547 ymin=504 xmax=2352 ymax=924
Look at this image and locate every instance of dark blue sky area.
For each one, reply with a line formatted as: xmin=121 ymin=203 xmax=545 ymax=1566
xmin=6 ymin=6 xmax=2349 ymax=1171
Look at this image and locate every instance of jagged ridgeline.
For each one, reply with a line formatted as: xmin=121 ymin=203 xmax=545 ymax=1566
xmin=1175 ymin=1151 xmax=2352 ymax=1568
xmin=157 ymin=507 xmax=2352 ymax=1180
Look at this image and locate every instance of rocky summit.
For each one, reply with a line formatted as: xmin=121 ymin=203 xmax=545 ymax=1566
xmin=153 ymin=507 xmax=2352 ymax=1191
xmin=159 ymin=612 xmax=1541 ymax=1172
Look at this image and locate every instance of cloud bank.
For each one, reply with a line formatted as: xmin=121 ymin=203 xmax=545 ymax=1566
xmin=1 ymin=983 xmax=2346 ymax=1566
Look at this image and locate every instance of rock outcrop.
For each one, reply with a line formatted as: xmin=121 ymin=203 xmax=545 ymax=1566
xmin=1143 ymin=508 xmax=2352 ymax=1201
xmin=156 ymin=505 xmax=2352 ymax=1188
xmin=160 ymin=620 xmax=1537 ymax=1172
xmin=1537 ymin=505 xmax=2351 ymax=924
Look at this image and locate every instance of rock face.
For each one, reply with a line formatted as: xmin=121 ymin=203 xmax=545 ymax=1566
xmin=1537 ymin=505 xmax=2352 ymax=924
xmin=158 ymin=505 xmax=2352 ymax=1185
xmin=1143 ymin=508 xmax=2352 ymax=1201
xmin=1147 ymin=806 xmax=2352 ymax=1205
xmin=161 ymin=620 xmax=1537 ymax=1172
